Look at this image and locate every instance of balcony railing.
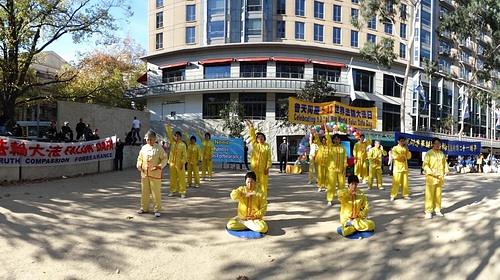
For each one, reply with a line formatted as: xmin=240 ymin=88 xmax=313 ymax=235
xmin=126 ymin=78 xmax=351 ymax=99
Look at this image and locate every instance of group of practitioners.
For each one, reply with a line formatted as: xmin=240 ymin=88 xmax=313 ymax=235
xmin=136 ymin=120 xmax=449 ymax=237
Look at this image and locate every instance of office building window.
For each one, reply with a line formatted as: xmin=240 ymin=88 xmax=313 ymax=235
xmin=314 ymin=24 xmax=323 ymax=41
xmin=352 ymin=0 xmax=359 ymax=3
xmin=367 ymin=33 xmax=376 ymax=43
xmin=277 ymin=0 xmax=286 ymax=14
xmin=351 ymin=8 xmax=359 ymax=22
xmin=421 ymin=48 xmax=431 ymax=61
xmin=156 ymin=0 xmax=163 ymax=8
xmin=314 ymin=1 xmax=324 ymax=19
xmin=367 ymin=17 xmax=376 ymax=30
xmin=186 ymin=5 xmax=196 ymax=21
xmin=400 ymin=23 xmax=406 ymax=39
xmin=156 ymin=12 xmax=163 ymax=29
xmin=295 ymin=22 xmax=304 ymax=39
xmin=399 ymin=43 xmax=406 ymax=59
xmin=422 ymin=10 xmax=431 ymax=26
xmin=240 ymin=62 xmax=267 ymax=77
xmin=277 ymin=20 xmax=286 ymax=38
xmin=208 ymin=21 xmax=224 ymax=39
xmin=295 ymin=0 xmax=305 ymax=16
xmin=383 ymin=75 xmax=403 ymax=98
xmin=247 ymin=0 xmax=262 ymax=12
xmin=421 ymin=29 xmax=431 ymax=45
xmin=246 ymin=18 xmax=262 ymax=35
xmin=155 ymin=33 xmax=163 ymax=49
xmin=353 ymin=69 xmax=374 ymax=93
xmin=239 ymin=93 xmax=267 ymax=120
xmin=351 ymin=30 xmax=358 ymax=47
xmin=204 ymin=64 xmax=231 ymax=79
xmin=400 ymin=4 xmax=407 ymax=20
xmin=162 ymin=68 xmax=185 ymax=83
xmin=203 ymin=93 xmax=230 ymax=119
xmin=333 ymin=5 xmax=342 ymax=22
xmin=208 ymin=0 xmax=225 ymax=16
xmin=383 ymin=103 xmax=401 ymax=132
xmin=276 ymin=62 xmax=304 ymax=79
xmin=438 ymin=59 xmax=450 ymax=73
xmin=275 ymin=93 xmax=295 ymax=120
xmin=384 ymin=22 xmax=392 ymax=34
xmin=422 ymin=0 xmax=431 ymax=8
xmin=186 ymin=27 xmax=195 ymax=44
xmin=333 ymin=27 xmax=341 ymax=44
xmin=314 ymin=66 xmax=340 ymax=82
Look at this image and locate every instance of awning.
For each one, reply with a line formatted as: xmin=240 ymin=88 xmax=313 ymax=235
xmin=272 ymin=57 xmax=309 ymax=63
xmin=160 ymin=61 xmax=189 ymax=69
xmin=236 ymin=57 xmax=272 ymax=62
xmin=198 ymin=58 xmax=234 ymax=65
xmin=136 ymin=73 xmax=147 ymax=85
xmin=311 ymin=60 xmax=345 ymax=68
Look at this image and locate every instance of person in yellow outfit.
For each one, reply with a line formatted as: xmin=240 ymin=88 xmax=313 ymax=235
xmin=338 ymin=175 xmax=375 ymax=237
xmin=165 ymin=124 xmax=188 ymax=198
xmin=245 ymin=120 xmax=272 ymax=198
xmin=315 ymin=134 xmax=328 ymax=192
xmin=136 ymin=130 xmax=168 ymax=217
xmin=226 ymin=171 xmax=268 ymax=233
xmin=353 ymin=135 xmax=371 ymax=183
xmin=197 ymin=130 xmax=215 ymax=181
xmin=325 ymin=132 xmax=347 ymax=207
xmin=390 ymin=136 xmax=412 ymax=201
xmin=423 ymin=138 xmax=449 ymax=219
xmin=367 ymin=141 xmax=388 ymax=190
xmin=184 ymin=133 xmax=201 ymax=188
xmin=308 ymin=133 xmax=319 ymax=185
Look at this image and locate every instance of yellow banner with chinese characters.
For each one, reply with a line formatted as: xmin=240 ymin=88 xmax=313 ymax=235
xmin=287 ymin=97 xmax=378 ymax=129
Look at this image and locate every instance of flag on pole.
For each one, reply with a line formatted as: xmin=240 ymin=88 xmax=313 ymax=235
xmin=459 ymin=85 xmax=470 ymax=120
xmin=347 ymin=58 xmax=356 ymax=101
xmin=495 ymin=108 xmax=500 ymax=126
xmin=416 ymin=74 xmax=427 ymax=111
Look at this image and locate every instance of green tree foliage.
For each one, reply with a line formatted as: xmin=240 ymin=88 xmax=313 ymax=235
xmin=220 ymin=100 xmax=245 ymax=137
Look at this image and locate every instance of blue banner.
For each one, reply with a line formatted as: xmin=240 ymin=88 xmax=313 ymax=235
xmin=394 ymin=132 xmax=481 ymax=156
xmin=212 ymin=136 xmax=244 ymax=163
xmin=341 ymin=141 xmax=352 ymax=158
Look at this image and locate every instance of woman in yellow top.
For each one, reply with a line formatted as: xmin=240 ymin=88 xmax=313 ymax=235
xmin=245 ymin=120 xmax=272 ymax=198
xmin=136 ymin=130 xmax=168 ymax=217
xmin=184 ymin=133 xmax=201 ymax=188
xmin=165 ymin=124 xmax=188 ymax=198
xmin=367 ymin=141 xmax=388 ymax=190
xmin=314 ymin=133 xmax=328 ymax=192
xmin=338 ymin=175 xmax=375 ymax=237
xmin=197 ymin=130 xmax=215 ymax=181
xmin=390 ymin=136 xmax=412 ymax=201
xmin=226 ymin=171 xmax=268 ymax=233
xmin=353 ymin=135 xmax=372 ymax=183
xmin=325 ymin=132 xmax=347 ymax=206
xmin=422 ymin=138 xmax=449 ymax=219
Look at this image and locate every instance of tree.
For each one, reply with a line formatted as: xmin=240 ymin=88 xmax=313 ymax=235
xmin=220 ymin=101 xmax=245 ymax=137
xmin=0 ymin=0 xmax=131 ymax=128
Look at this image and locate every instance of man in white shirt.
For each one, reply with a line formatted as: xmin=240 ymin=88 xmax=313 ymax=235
xmin=132 ymin=116 xmax=141 ymax=145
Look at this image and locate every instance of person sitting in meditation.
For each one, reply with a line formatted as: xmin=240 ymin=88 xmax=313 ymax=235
xmin=338 ymin=175 xmax=375 ymax=237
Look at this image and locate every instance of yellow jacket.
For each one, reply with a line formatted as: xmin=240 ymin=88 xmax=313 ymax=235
xmin=184 ymin=133 xmax=201 ymax=165
xmin=248 ymin=126 xmax=272 ymax=172
xmin=353 ymin=140 xmax=371 ymax=160
xmin=391 ymin=144 xmax=412 ymax=173
xmin=368 ymin=147 xmax=387 ymax=170
xmin=325 ymin=133 xmax=347 ymax=172
xmin=230 ymin=186 xmax=267 ymax=220
xmin=423 ymin=149 xmax=449 ymax=185
xmin=136 ymin=143 xmax=168 ymax=179
xmin=338 ymin=189 xmax=370 ymax=224
xmin=314 ymin=134 xmax=328 ymax=167
xmin=197 ymin=131 xmax=215 ymax=161
xmin=165 ymin=125 xmax=187 ymax=168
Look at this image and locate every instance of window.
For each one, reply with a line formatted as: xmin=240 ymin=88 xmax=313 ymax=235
xmin=314 ymin=1 xmax=324 ymax=19
xmin=352 ymin=0 xmax=359 ymax=3
xmin=332 ymin=5 xmax=342 ymax=22
xmin=240 ymin=62 xmax=267 ymax=77
xmin=421 ymin=29 xmax=431 ymax=45
xmin=208 ymin=21 xmax=224 ymax=39
xmin=186 ymin=27 xmax=195 ymax=44
xmin=276 ymin=63 xmax=304 ymax=79
xmin=277 ymin=21 xmax=286 ymax=38
xmin=383 ymin=103 xmax=401 ymax=132
xmin=421 ymin=48 xmax=430 ymax=61
xmin=204 ymin=64 xmax=230 ymax=79
xmin=247 ymin=0 xmax=262 ymax=12
xmin=399 ymin=43 xmax=406 ymax=59
xmin=422 ymin=0 xmax=431 ymax=8
xmin=438 ymin=59 xmax=450 ymax=73
xmin=421 ymin=10 xmax=431 ymax=26
xmin=239 ymin=93 xmax=267 ymax=120
xmin=246 ymin=19 xmax=262 ymax=35
xmin=383 ymin=75 xmax=403 ymax=98
xmin=208 ymin=0 xmax=224 ymax=16
xmin=351 ymin=8 xmax=358 ymax=22
xmin=314 ymin=24 xmax=323 ymax=41
xmin=186 ymin=5 xmax=196 ymax=21
xmin=367 ymin=33 xmax=376 ymax=43
xmin=400 ymin=4 xmax=407 ymax=19
xmin=384 ymin=22 xmax=392 ymax=34
xmin=439 ymin=41 xmax=451 ymax=54
xmin=155 ymin=33 xmax=163 ymax=49
xmin=277 ymin=0 xmax=286 ymax=14
xmin=333 ymin=27 xmax=341 ymax=44
xmin=295 ymin=22 xmax=304 ymax=39
xmin=156 ymin=12 xmax=163 ymax=29
xmin=461 ymin=51 xmax=470 ymax=63
xmin=400 ymin=23 xmax=406 ymax=39
xmin=156 ymin=0 xmax=163 ymax=8
xmin=203 ymin=93 xmax=230 ymax=119
xmin=367 ymin=17 xmax=376 ymax=30
xmin=162 ymin=68 xmax=185 ymax=83
xmin=275 ymin=93 xmax=295 ymax=120
xmin=351 ymin=30 xmax=358 ymax=47
xmin=353 ymin=69 xmax=374 ymax=93
xmin=314 ymin=66 xmax=340 ymax=82
xmin=295 ymin=0 xmax=305 ymax=16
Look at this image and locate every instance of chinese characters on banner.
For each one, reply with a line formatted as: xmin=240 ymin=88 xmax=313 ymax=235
xmin=287 ymin=97 xmax=378 ymax=129
xmin=394 ymin=132 xmax=481 ymax=156
xmin=211 ymin=136 xmax=244 ymax=163
xmin=0 ymin=136 xmax=117 ymax=166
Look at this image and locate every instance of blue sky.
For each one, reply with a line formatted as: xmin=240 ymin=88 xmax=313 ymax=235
xmin=47 ymin=1 xmax=148 ymax=63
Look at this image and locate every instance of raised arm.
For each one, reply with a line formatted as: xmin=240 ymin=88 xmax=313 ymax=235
xmin=165 ymin=124 xmax=174 ymax=143
xmin=245 ymin=120 xmax=257 ymax=145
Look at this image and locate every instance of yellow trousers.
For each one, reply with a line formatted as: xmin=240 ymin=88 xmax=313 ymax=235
xmin=368 ymin=167 xmax=383 ymax=189
xmin=255 ymin=170 xmax=269 ymax=198
xmin=308 ymin=159 xmax=316 ymax=184
xmin=317 ymin=165 xmax=327 ymax=189
xmin=187 ymin=163 xmax=200 ymax=186
xmin=341 ymin=218 xmax=375 ymax=236
xmin=355 ymin=159 xmax=368 ymax=181
xmin=327 ymin=171 xmax=345 ymax=202
xmin=141 ymin=178 xmax=162 ymax=212
xmin=391 ymin=172 xmax=409 ymax=198
xmin=201 ymin=158 xmax=213 ymax=179
xmin=169 ymin=165 xmax=186 ymax=194
xmin=425 ymin=181 xmax=443 ymax=213
xmin=227 ymin=217 xmax=268 ymax=233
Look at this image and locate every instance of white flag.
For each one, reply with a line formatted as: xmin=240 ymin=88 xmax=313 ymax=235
xmin=348 ymin=66 xmax=356 ymax=101
xmin=495 ymin=108 xmax=500 ymax=126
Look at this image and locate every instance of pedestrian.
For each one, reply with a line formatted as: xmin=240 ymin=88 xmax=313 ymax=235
xmin=245 ymin=120 xmax=272 ymax=199
xmin=423 ymin=138 xmax=449 ymax=219
xmin=83 ymin=124 xmax=93 ymax=141
xmin=308 ymin=133 xmax=319 ymax=185
xmin=61 ymin=121 xmax=74 ymax=142
xmin=278 ymin=137 xmax=288 ymax=173
xmin=132 ymin=117 xmax=141 ymax=145
xmin=46 ymin=121 xmax=58 ymax=141
xmin=115 ymin=138 xmax=125 ymax=171
xmin=476 ymin=153 xmax=484 ymax=173
xmin=390 ymin=136 xmax=412 ymax=201
xmin=12 ymin=123 xmax=23 ymax=137
xmin=76 ymin=118 xmax=86 ymax=140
